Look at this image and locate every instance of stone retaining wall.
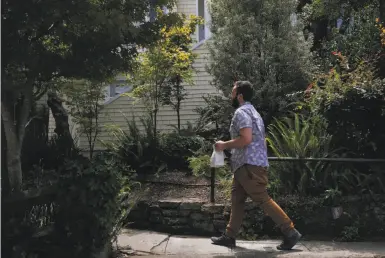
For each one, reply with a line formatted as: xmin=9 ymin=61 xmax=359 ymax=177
xmin=126 ymin=195 xmax=385 ymax=240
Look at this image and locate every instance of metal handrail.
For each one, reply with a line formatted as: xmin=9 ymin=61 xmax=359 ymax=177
xmin=267 ymin=157 xmax=385 ymax=163
xmin=209 ymin=157 xmax=385 ymax=203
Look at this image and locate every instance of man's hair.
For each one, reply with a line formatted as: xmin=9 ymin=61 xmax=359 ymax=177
xmin=234 ymin=81 xmax=254 ymax=101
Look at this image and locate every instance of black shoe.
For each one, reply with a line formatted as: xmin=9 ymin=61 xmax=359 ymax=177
xmin=211 ymin=234 xmax=236 ymax=248
xmin=277 ymin=229 xmax=302 ymax=250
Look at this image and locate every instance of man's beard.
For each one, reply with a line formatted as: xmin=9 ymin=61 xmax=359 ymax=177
xmin=231 ymin=98 xmax=240 ymax=109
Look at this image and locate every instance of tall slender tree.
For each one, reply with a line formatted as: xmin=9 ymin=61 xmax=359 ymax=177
xmin=131 ymin=11 xmax=201 ymax=134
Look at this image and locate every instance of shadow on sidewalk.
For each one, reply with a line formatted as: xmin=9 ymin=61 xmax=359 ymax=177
xmin=212 ymin=246 xmax=303 ymax=258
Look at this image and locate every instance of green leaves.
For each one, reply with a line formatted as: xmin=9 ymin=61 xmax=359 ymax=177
xmin=54 ymin=154 xmax=136 ymax=256
xmin=188 ymin=154 xmax=230 ymax=179
xmin=3 ymin=0 xmax=175 ymax=87
xmin=103 ymin=113 xmax=209 ymax=173
xmin=266 ymin=113 xmax=345 ymax=195
xmin=208 ymin=0 xmax=315 ymax=126
xmin=130 ymin=11 xmax=201 ymax=119
xmin=160 ymin=132 xmax=206 ymax=169
xmin=102 ymin=114 xmax=165 ymax=174
xmin=316 ymin=2 xmax=382 ymax=69
xmin=61 ymin=79 xmax=106 ymax=158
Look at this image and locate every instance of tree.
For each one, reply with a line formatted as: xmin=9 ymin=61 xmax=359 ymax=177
xmin=2 ymin=0 xmax=175 ymax=191
xmin=160 ymin=15 xmax=202 ymax=131
xmin=208 ymin=0 xmax=315 ymax=126
xmin=306 ymin=0 xmax=385 ymax=25
xmin=300 ymin=0 xmax=385 ymax=51
xmin=303 ymin=0 xmax=383 ymax=70
xmin=130 ymin=11 xmax=201 ymax=134
xmin=61 ymin=80 xmax=107 ymax=159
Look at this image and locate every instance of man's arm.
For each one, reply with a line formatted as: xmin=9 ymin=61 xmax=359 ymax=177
xmin=215 ymin=110 xmax=252 ymax=151
xmin=222 ymin=127 xmax=252 ymax=149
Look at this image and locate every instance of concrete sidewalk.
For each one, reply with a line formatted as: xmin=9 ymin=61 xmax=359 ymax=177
xmin=117 ymin=229 xmax=385 ymax=258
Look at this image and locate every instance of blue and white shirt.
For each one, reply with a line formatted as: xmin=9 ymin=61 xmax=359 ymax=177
xmin=229 ymin=102 xmax=269 ymax=172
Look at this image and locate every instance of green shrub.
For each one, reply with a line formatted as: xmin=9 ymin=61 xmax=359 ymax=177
xmin=266 ymin=162 xmax=282 ymax=199
xmin=323 ymin=187 xmax=342 ymax=207
xmin=53 ymin=154 xmax=135 ymax=257
xmin=315 ymin=3 xmax=382 ymax=70
xmin=266 ymin=113 xmax=354 ymax=195
xmin=104 ymin=113 xmax=212 ymax=174
xmin=188 ymin=155 xmax=211 ymax=178
xmin=340 ymin=220 xmax=361 ymax=242
xmin=159 ymin=132 xmax=206 ymax=170
xmin=305 ymin=52 xmax=385 ymax=194
xmin=194 ymin=95 xmax=233 ymax=140
xmin=218 ymin=177 xmax=233 ymax=200
xmin=188 ymin=154 xmax=231 ymax=178
xmin=102 ymin=115 xmax=166 ymax=174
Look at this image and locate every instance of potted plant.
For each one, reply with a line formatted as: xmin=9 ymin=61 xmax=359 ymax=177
xmin=324 ymin=188 xmax=343 ymax=219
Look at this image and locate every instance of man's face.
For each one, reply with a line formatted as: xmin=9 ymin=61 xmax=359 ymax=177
xmin=231 ymin=85 xmax=240 ymax=108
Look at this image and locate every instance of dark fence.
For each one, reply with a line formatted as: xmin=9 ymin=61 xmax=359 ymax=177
xmin=209 ymin=157 xmax=385 ymax=203
xmin=2 ymin=186 xmax=58 ymax=257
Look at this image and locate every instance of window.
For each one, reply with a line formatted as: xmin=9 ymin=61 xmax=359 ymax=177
xmin=290 ymin=13 xmax=298 ymax=26
xmin=162 ymin=6 xmax=169 ymax=14
xmin=146 ymin=1 xmax=168 ymax=22
xmin=197 ymin=0 xmax=211 ymax=42
xmin=109 ymin=85 xmax=116 ymax=97
xmin=336 ymin=18 xmax=343 ymax=29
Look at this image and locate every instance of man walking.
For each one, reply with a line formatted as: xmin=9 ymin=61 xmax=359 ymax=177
xmin=211 ymin=81 xmax=301 ymax=250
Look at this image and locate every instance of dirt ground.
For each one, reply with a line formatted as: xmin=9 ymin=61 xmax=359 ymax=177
xmin=131 ymin=171 xmax=230 ymax=203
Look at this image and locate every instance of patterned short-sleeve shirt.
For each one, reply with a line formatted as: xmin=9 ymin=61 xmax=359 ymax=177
xmin=229 ymin=102 xmax=269 ymax=172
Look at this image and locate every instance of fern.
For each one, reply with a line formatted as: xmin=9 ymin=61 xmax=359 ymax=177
xmin=101 ymin=113 xmax=166 ymax=174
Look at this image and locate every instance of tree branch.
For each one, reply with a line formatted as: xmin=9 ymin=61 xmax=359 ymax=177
xmin=31 ymin=20 xmax=63 ymax=43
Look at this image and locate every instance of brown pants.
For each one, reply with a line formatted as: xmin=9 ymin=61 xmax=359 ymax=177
xmin=226 ymin=164 xmax=294 ymax=238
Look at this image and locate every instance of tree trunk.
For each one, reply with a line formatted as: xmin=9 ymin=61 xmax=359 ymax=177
xmin=22 ymin=101 xmax=50 ymax=171
xmin=47 ymin=91 xmax=74 ymax=156
xmin=176 ymin=106 xmax=181 ymax=132
xmin=152 ymin=82 xmax=159 ymax=174
xmin=380 ymin=0 xmax=385 ymax=25
xmin=176 ymin=78 xmax=181 ymax=132
xmin=175 ymin=75 xmax=182 ymax=132
xmin=1 ymin=118 xmax=10 ymax=194
xmin=1 ymin=87 xmax=33 ymax=191
xmin=152 ymin=107 xmax=158 ymax=174
xmin=88 ymin=102 xmax=100 ymax=160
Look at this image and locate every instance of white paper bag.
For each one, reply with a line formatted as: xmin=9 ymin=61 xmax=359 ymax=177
xmin=210 ymin=147 xmax=225 ymax=167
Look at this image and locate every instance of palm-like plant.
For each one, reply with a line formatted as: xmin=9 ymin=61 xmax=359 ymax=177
xmin=266 ymin=113 xmax=345 ymax=195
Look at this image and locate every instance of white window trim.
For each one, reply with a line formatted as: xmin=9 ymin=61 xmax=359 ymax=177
xmin=204 ymin=0 xmax=212 ymax=39
xmin=290 ymin=13 xmax=298 ymax=26
xmin=196 ymin=0 xmax=211 ymax=43
xmin=104 ymin=86 xmax=132 ymax=105
xmin=192 ymin=39 xmax=208 ymax=50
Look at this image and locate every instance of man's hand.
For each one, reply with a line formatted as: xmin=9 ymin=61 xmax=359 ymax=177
xmin=214 ymin=141 xmax=226 ymax=152
xmin=214 ymin=128 xmax=252 ymax=151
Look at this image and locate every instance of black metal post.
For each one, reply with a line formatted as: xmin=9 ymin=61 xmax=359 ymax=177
xmin=210 ymin=167 xmax=215 ymax=203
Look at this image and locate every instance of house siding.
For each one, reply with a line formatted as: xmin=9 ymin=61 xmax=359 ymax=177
xmin=48 ymin=0 xmax=220 ymax=152
xmin=86 ymin=40 xmax=219 ymax=151
xmin=177 ymin=0 xmax=197 ymax=17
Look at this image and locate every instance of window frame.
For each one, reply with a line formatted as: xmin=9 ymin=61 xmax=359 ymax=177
xmin=196 ymin=0 xmax=211 ymax=43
